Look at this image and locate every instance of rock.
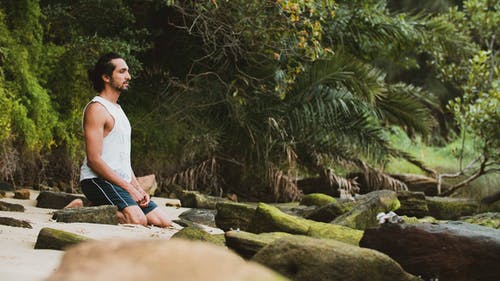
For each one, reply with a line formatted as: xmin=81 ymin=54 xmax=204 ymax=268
xmin=34 ymin=227 xmax=90 ymax=250
xmin=426 ymin=196 xmax=479 ymax=220
xmin=0 ymin=190 xmax=5 ymax=198
xmin=390 ymin=173 xmax=450 ymax=196
xmin=0 ymin=181 xmax=14 ymax=191
xmin=305 ymin=198 xmax=357 ymax=222
xmin=13 ymin=188 xmax=31 ymax=199
xmin=399 ymin=215 xmax=440 ymax=224
xmin=178 ymin=208 xmax=217 ymax=227
xmin=136 ymin=174 xmax=157 ymax=196
xmin=52 ymin=206 xmax=118 ymax=225
xmin=461 ymin=212 xmax=500 ymax=229
xmin=0 ymin=200 xmax=24 ymax=212
xmin=360 ymin=222 xmax=500 ymax=281
xmin=481 ymin=191 xmax=500 ymax=204
xmin=299 ymin=193 xmax=336 ymax=207
xmin=36 ymin=191 xmax=90 ymax=209
xmin=46 ymin=239 xmax=290 ymax=281
xmin=249 ymin=203 xmax=363 ymax=245
xmin=165 ymin=200 xmax=181 ymax=207
xmin=396 ymin=191 xmax=429 ymax=218
xmin=225 ymin=230 xmax=293 ymax=259
xmin=297 ymin=176 xmax=341 ymax=197
xmin=252 ymin=235 xmax=421 ymax=281
xmin=171 ymin=226 xmax=225 ymax=247
xmin=249 ymin=203 xmax=310 ymax=235
xmin=0 ymin=216 xmax=32 ymax=228
xmin=215 ymin=201 xmax=257 ymax=231
xmin=332 ymin=190 xmax=400 ymax=230
xmin=177 ymin=190 xmax=232 ymax=209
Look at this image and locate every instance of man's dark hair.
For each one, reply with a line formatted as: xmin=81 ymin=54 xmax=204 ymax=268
xmin=88 ymin=52 xmax=123 ymax=92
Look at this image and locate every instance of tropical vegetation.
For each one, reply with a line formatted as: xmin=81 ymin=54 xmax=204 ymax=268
xmin=0 ymin=0 xmax=497 ymax=202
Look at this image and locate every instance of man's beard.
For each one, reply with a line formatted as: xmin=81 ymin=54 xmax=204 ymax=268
xmin=110 ymin=78 xmax=129 ymax=93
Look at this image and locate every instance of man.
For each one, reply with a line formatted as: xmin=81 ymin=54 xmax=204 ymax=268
xmin=79 ymin=52 xmax=172 ymax=227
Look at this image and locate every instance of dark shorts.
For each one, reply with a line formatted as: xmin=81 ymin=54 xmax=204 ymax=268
xmin=80 ymin=178 xmax=157 ymax=215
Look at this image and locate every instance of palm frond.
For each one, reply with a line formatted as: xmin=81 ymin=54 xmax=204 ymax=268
xmin=377 ymin=83 xmax=436 ymax=136
xmin=353 ymin=159 xmax=408 ymax=192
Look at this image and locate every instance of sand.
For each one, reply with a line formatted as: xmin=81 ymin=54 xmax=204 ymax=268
xmin=0 ymin=190 xmax=214 ymax=281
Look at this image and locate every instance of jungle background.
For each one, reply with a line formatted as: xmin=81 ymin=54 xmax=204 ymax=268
xmin=0 ymin=0 xmax=498 ymax=202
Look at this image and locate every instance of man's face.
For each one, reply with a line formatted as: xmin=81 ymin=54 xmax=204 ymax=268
xmin=109 ymin=58 xmax=131 ymax=93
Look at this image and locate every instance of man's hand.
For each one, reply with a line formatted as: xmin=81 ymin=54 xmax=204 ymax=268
xmin=138 ymin=189 xmax=150 ymax=207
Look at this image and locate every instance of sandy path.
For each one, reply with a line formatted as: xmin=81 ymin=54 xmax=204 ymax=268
xmin=0 ymin=190 xmax=200 ymax=281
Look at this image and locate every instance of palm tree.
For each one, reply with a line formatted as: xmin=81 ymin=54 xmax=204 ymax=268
xmin=139 ymin=0 xmax=464 ymax=201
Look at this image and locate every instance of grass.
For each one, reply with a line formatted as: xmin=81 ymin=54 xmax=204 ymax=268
xmin=385 ymin=128 xmax=500 ymax=200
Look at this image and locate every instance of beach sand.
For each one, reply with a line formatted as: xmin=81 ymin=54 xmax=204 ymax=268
xmin=0 ymin=190 xmax=205 ymax=281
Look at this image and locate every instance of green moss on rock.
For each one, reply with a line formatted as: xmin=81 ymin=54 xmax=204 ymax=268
xmin=300 ymin=193 xmax=336 ymax=207
xmin=34 ymin=227 xmax=90 ymax=250
xmin=171 ymin=226 xmax=226 ymax=247
xmin=426 ymin=196 xmax=479 ymax=220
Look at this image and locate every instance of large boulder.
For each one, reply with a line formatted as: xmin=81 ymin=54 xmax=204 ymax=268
xmin=249 ymin=203 xmax=363 ymax=245
xmin=46 ymin=238 xmax=290 ymax=281
xmin=426 ymin=196 xmax=479 ymax=219
xmin=225 ymin=230 xmax=293 ymax=259
xmin=252 ymin=235 xmax=421 ymax=281
xmin=332 ymin=190 xmax=400 ymax=230
xmin=360 ymin=222 xmax=500 ymax=281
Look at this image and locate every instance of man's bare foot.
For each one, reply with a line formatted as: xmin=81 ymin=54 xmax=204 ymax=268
xmin=64 ymin=198 xmax=84 ymax=208
xmin=117 ymin=211 xmax=127 ymax=224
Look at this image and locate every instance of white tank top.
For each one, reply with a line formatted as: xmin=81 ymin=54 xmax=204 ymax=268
xmin=80 ymin=96 xmax=132 ymax=182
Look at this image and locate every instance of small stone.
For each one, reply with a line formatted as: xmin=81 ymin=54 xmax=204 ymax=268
xmin=0 ymin=216 xmax=32 ymax=228
xmin=0 ymin=200 xmax=24 ymax=212
xmin=14 ymin=188 xmax=31 ymax=199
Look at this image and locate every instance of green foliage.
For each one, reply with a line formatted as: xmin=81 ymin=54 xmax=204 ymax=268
xmin=0 ymin=1 xmax=57 ymax=150
xmin=0 ymin=0 xmax=496 ymax=201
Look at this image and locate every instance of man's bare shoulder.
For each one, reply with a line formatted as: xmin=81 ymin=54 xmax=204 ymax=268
xmin=84 ymin=101 xmax=111 ymax=122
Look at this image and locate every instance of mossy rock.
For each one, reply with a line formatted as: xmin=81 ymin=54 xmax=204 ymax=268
xmin=305 ymin=199 xmax=357 ymax=222
xmin=400 ymin=215 xmax=440 ymax=224
xmin=426 ymin=196 xmax=479 ymax=220
xmin=215 ymin=201 xmax=257 ymax=231
xmin=252 ymin=235 xmax=420 ymax=281
xmin=225 ymin=230 xmax=293 ymax=259
xmin=171 ymin=226 xmax=225 ymax=247
xmin=461 ymin=212 xmax=500 ymax=229
xmin=249 ymin=203 xmax=363 ymax=245
xmin=250 ymin=203 xmax=310 ymax=235
xmin=300 ymin=193 xmax=336 ymax=207
xmin=333 ymin=190 xmax=401 ymax=230
xmin=35 ymin=227 xmax=90 ymax=250
xmin=177 ymin=190 xmax=232 ymax=209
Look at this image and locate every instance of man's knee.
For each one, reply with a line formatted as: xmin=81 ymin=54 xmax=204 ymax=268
xmin=122 ymin=207 xmax=148 ymax=226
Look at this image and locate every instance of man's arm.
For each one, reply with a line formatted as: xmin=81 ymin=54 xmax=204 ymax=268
xmin=131 ymin=172 xmax=150 ymax=207
xmin=83 ymin=102 xmax=145 ymax=203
